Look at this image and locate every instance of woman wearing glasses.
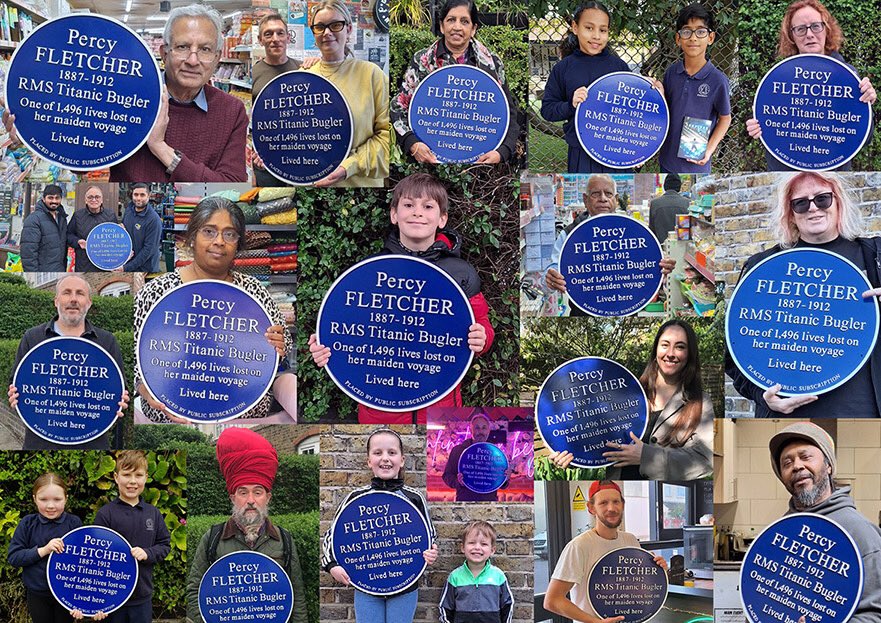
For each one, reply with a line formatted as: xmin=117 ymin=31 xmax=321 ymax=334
xmin=133 ymin=197 xmax=296 ymax=423
xmin=304 ymin=0 xmax=388 ymax=187
xmin=745 ymin=0 xmax=876 ymax=170
xmin=726 ymin=171 xmax=881 ymax=418
xmin=390 ymin=0 xmax=521 ymax=164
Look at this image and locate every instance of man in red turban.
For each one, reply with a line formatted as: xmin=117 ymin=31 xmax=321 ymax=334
xmin=186 ymin=428 xmax=308 ymax=623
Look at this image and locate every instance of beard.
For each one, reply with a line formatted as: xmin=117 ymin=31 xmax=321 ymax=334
xmin=596 ymin=512 xmax=623 ymax=530
xmin=231 ymin=502 xmax=269 ymax=545
xmin=789 ymin=470 xmax=829 ymax=509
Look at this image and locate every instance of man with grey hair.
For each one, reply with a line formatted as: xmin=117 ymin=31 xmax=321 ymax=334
xmin=68 ymin=185 xmax=120 ymax=272
xmin=7 ymin=274 xmax=128 ymax=450
xmin=110 ymin=4 xmax=247 ymax=182
xmin=769 ymin=421 xmax=881 ymax=623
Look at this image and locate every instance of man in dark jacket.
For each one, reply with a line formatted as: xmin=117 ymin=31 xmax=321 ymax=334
xmin=122 ymin=183 xmax=162 ymax=273
xmin=442 ymin=413 xmax=509 ymax=502
xmin=68 ymin=185 xmax=119 ymax=272
xmin=648 ymin=173 xmax=690 ymax=244
xmin=20 ymin=184 xmax=68 ymax=272
xmin=769 ymin=422 xmax=881 ymax=623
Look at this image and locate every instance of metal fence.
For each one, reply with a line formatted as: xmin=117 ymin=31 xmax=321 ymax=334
xmin=528 ymin=1 xmax=739 ymax=173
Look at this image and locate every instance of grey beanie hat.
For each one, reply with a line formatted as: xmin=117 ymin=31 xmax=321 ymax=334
xmin=769 ymin=421 xmax=836 ymax=484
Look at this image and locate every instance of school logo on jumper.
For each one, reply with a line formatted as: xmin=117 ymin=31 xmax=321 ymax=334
xmin=698 ymin=83 xmax=710 ymax=97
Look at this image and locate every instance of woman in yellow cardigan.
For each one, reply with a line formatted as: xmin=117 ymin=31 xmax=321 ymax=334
xmin=307 ymin=0 xmax=389 ymax=187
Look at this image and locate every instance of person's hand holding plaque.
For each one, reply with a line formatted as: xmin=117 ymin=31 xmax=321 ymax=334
xmin=423 ymin=543 xmax=439 ymax=565
xmin=71 ymin=610 xmax=107 ymax=621
xmin=475 ymin=150 xmax=502 ymax=164
xmin=137 ymin=382 xmax=189 ymax=425
xmin=131 ymin=547 xmax=148 ymax=562
xmin=329 ymin=564 xmax=351 ymax=586
xmin=571 ymin=86 xmax=588 ymax=108
xmin=146 ymin=89 xmax=175 ymax=170
xmin=545 ymin=268 xmax=567 ymax=293
xmin=548 ymin=450 xmax=574 ymax=469
xmin=314 ymin=166 xmax=348 ymax=188
xmin=308 ymin=333 xmax=331 ymax=367
xmin=467 ymin=323 xmax=487 ymax=354
xmin=762 ymin=384 xmax=818 ymax=415
xmin=411 ymin=142 xmax=439 ymax=164
xmin=38 ymin=537 xmax=65 ymax=558
xmin=603 ymin=432 xmax=645 ymax=467
xmin=858 ymin=76 xmax=876 ymax=104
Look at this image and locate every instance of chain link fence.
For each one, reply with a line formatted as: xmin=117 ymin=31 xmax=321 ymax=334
xmin=528 ymin=0 xmax=739 ymax=173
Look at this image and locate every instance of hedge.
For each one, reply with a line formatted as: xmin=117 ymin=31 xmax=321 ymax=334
xmin=186 ymin=512 xmax=319 ymax=623
xmin=296 ymin=166 xmax=520 ymax=422
xmin=0 ymin=450 xmax=186 ymax=621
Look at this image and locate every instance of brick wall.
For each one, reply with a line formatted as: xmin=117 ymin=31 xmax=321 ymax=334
xmin=711 ymin=172 xmax=881 ymax=417
xmin=320 ymin=425 xmax=534 ymax=623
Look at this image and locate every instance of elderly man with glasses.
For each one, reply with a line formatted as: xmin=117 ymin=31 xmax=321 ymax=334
xmin=68 ymin=185 xmax=118 ymax=272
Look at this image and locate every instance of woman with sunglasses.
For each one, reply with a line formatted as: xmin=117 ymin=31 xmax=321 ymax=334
xmin=133 ymin=197 xmax=296 ymax=423
xmin=304 ymin=0 xmax=389 ymax=187
xmin=726 ymin=171 xmax=881 ymax=418
xmin=745 ymin=0 xmax=876 ymax=170
xmin=390 ymin=0 xmax=520 ymax=164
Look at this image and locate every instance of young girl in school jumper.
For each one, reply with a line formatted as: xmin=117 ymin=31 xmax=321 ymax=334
xmin=321 ymin=429 xmax=438 ymax=622
xmin=541 ymin=1 xmax=631 ymax=173
xmin=8 ymin=473 xmax=84 ymax=623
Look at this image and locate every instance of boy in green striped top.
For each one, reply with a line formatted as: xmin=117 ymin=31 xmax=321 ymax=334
xmin=439 ymin=520 xmax=514 ymax=623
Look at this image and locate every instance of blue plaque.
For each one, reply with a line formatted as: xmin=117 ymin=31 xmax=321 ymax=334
xmin=408 ymin=65 xmax=509 ymax=163
xmin=726 ymin=248 xmax=878 ymax=396
xmin=576 ymin=72 xmax=669 ymax=169
xmin=330 ymin=490 xmax=431 ymax=596
xmin=316 ymin=256 xmax=475 ymax=412
xmin=741 ymin=514 xmax=862 ymax=623
xmin=251 ymin=71 xmax=353 ymax=185
xmin=86 ymin=222 xmax=132 ymax=271
xmin=198 ymin=551 xmax=293 ymax=623
xmin=560 ymin=214 xmax=663 ymax=316
xmin=536 ymin=357 xmax=648 ymax=469
xmin=13 ymin=336 xmax=123 ymax=445
xmin=589 ymin=547 xmax=668 ymax=623
xmin=4 ymin=14 xmax=162 ymax=170
xmin=754 ymin=55 xmax=871 ymax=171
xmin=457 ymin=441 xmax=509 ymax=494
xmin=47 ymin=526 xmax=138 ymax=616
xmin=136 ymin=280 xmax=279 ymax=422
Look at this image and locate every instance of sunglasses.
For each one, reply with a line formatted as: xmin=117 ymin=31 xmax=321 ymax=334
xmin=789 ymin=192 xmax=833 ymax=214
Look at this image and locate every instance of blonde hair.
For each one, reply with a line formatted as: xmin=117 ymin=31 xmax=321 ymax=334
xmin=33 ymin=472 xmax=67 ymax=498
xmin=771 ymin=172 xmax=862 ymax=248
xmin=461 ymin=520 xmax=496 ymax=546
xmin=115 ymin=450 xmax=148 ymax=474
xmin=309 ymin=0 xmax=354 ymax=58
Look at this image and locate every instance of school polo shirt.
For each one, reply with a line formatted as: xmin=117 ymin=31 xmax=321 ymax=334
xmin=659 ymin=59 xmax=731 ymax=173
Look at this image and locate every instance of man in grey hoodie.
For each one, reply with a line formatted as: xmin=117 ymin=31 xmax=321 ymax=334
xmin=769 ymin=422 xmax=881 ymax=623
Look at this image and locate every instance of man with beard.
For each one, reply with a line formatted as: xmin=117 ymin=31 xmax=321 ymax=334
xmin=68 ymin=185 xmax=120 ymax=272
xmin=7 ymin=274 xmax=129 ymax=449
xmin=187 ymin=427 xmax=308 ymax=623
xmin=543 ymin=174 xmax=675 ymax=316
xmin=544 ymin=481 xmax=668 ymax=623
xmin=122 ymin=183 xmax=162 ymax=273
xmin=442 ymin=412 xmax=510 ymax=502
xmin=769 ymin=422 xmax=881 ymax=623
xmin=20 ymin=185 xmax=69 ymax=272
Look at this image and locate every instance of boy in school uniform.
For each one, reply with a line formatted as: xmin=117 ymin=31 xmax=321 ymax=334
xmin=439 ymin=520 xmax=513 ymax=623
xmin=658 ymin=3 xmax=732 ymax=173
xmin=94 ymin=450 xmax=171 ymax=623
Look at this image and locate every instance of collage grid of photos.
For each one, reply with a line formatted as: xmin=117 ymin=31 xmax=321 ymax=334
xmin=0 ymin=0 xmax=878 ymax=622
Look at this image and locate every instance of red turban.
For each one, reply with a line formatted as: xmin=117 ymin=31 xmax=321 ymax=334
xmin=216 ymin=428 xmax=278 ymax=494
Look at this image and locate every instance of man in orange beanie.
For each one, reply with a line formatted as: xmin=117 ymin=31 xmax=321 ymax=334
xmin=186 ymin=427 xmax=308 ymax=623
xmin=544 ymin=481 xmax=668 ymax=623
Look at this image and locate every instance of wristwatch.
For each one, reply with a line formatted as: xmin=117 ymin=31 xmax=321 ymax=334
xmin=166 ymin=150 xmax=182 ymax=174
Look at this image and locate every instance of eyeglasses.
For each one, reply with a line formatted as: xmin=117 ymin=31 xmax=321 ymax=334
xmin=198 ymin=227 xmax=240 ymax=243
xmin=85 ymin=195 xmax=102 ymax=200
xmin=311 ymin=20 xmax=347 ymax=35
xmin=589 ymin=190 xmax=615 ymax=199
xmin=677 ymin=27 xmax=711 ymax=39
xmin=790 ymin=192 xmax=834 ymax=214
xmin=790 ymin=21 xmax=825 ymax=37
xmin=169 ymin=44 xmax=218 ymax=62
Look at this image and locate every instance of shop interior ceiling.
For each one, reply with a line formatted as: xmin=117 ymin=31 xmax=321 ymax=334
xmin=68 ymin=1 xmax=248 ymax=32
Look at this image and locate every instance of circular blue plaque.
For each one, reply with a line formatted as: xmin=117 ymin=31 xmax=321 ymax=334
xmin=86 ymin=222 xmax=132 ymax=271
xmin=136 ymin=280 xmax=279 ymax=422
xmin=330 ymin=490 xmax=431 ymax=596
xmin=316 ymin=256 xmax=475 ymax=412
xmin=754 ymin=54 xmax=871 ymax=171
xmin=198 ymin=551 xmax=293 ymax=623
xmin=13 ymin=336 xmax=123 ymax=445
xmin=741 ymin=514 xmax=862 ymax=623
xmin=560 ymin=214 xmax=663 ymax=316
xmin=458 ymin=442 xmax=509 ymax=494
xmin=47 ymin=526 xmax=139 ymax=616
xmin=576 ymin=72 xmax=669 ymax=169
xmin=4 ymin=14 xmax=162 ymax=170
xmin=408 ymin=65 xmax=510 ymax=163
xmin=251 ymin=71 xmax=353 ymax=185
xmin=726 ymin=248 xmax=878 ymax=396
xmin=536 ymin=357 xmax=649 ymax=469
xmin=589 ymin=547 xmax=668 ymax=623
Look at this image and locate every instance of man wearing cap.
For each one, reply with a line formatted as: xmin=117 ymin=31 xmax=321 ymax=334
xmin=769 ymin=422 xmax=881 ymax=623
xmin=20 ymin=184 xmax=68 ymax=272
xmin=442 ymin=413 xmax=510 ymax=502
xmin=544 ymin=481 xmax=668 ymax=623
xmin=186 ymin=427 xmax=308 ymax=623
